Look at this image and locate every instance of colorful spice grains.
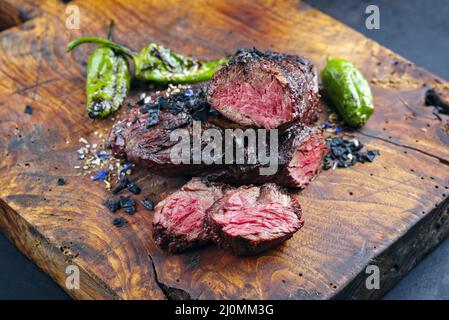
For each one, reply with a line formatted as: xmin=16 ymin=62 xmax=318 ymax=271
xmin=74 ymin=132 xmax=134 ymax=191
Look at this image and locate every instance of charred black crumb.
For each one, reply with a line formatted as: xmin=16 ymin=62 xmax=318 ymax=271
xmin=356 ymin=150 xmax=380 ymax=163
xmin=56 ymin=177 xmax=65 ymax=186
xmin=123 ymin=205 xmax=136 ymax=215
xmin=24 ymin=105 xmax=33 ymax=115
xmin=141 ymin=198 xmax=155 ymax=211
xmin=232 ymin=48 xmax=264 ymax=64
xmin=146 ymin=109 xmax=160 ymax=128
xmin=230 ymin=48 xmax=307 ymax=67
xmin=138 ymin=88 xmax=210 ymax=125
xmin=120 ymin=196 xmax=136 ymax=215
xmin=119 ymin=195 xmax=135 ymax=208
xmin=112 ymin=216 xmax=128 ymax=227
xmin=140 ymin=104 xmax=157 ymax=114
xmin=103 ymin=198 xmax=121 ymax=213
xmin=208 ymin=107 xmax=221 ymax=117
xmin=323 ymin=137 xmax=379 ymax=170
xmin=192 ymin=104 xmax=210 ymax=121
xmin=425 ymin=89 xmax=449 ymax=115
xmin=127 ymin=181 xmax=141 ymax=195
xmin=111 ymin=177 xmax=141 ymax=195
xmin=111 ymin=178 xmax=129 ymax=194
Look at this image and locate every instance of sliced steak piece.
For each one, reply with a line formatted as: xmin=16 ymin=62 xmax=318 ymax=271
xmin=152 ymin=178 xmax=226 ymax=253
xmin=206 ymin=125 xmax=327 ymax=188
xmin=206 ymin=184 xmax=303 ymax=256
xmin=207 ymin=48 xmax=320 ymax=129
xmin=107 ymin=89 xmax=326 ymax=188
xmin=107 ymin=88 xmax=218 ymax=175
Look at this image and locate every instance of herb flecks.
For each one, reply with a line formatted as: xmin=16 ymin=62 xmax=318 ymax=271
xmin=75 ymin=131 xmax=133 ymax=190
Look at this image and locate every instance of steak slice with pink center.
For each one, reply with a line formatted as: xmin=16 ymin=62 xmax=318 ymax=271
xmin=152 ymin=178 xmax=226 ymax=253
xmin=206 ymin=184 xmax=304 ymax=256
xmin=207 ymin=48 xmax=320 ymax=129
xmin=207 ymin=125 xmax=328 ymax=189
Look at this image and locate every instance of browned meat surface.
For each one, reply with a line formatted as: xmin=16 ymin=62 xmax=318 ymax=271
xmin=108 ymin=104 xmax=325 ymax=188
xmin=207 ymin=48 xmax=320 ymax=129
xmin=152 ymin=178 xmax=227 ymax=253
xmin=207 ymin=125 xmax=327 ymax=189
xmin=205 ymin=183 xmax=304 ymax=255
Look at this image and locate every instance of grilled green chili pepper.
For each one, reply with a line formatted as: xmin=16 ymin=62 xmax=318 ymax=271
xmin=321 ymin=58 xmax=374 ymax=128
xmin=67 ymin=37 xmax=229 ymax=84
xmin=70 ymin=23 xmax=131 ymax=119
xmin=85 ymin=46 xmax=130 ymax=118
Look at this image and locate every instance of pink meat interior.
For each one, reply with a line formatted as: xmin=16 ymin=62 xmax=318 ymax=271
xmin=156 ymin=194 xmax=213 ymax=240
xmin=212 ymin=66 xmax=292 ymax=129
xmin=288 ymin=136 xmax=326 ymax=188
xmin=214 ymin=190 xmax=301 ymax=241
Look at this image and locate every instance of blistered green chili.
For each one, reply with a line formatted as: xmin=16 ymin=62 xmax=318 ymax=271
xmin=321 ymin=58 xmax=374 ymax=128
xmin=68 ymin=23 xmax=131 ymax=119
xmin=67 ymin=37 xmax=229 ymax=84
xmin=85 ymin=47 xmax=130 ymax=118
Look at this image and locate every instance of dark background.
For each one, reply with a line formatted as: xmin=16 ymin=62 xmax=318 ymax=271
xmin=1 ymin=0 xmax=449 ymax=299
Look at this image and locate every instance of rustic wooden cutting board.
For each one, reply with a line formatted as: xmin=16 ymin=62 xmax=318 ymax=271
xmin=1 ymin=0 xmax=449 ymax=300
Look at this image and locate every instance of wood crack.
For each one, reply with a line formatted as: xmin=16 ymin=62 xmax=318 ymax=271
xmin=358 ymin=131 xmax=449 ymax=166
xmin=148 ymin=254 xmax=191 ymax=300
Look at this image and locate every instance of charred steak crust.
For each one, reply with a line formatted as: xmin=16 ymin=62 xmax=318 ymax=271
xmin=207 ymin=48 xmax=320 ymax=129
xmin=205 ymin=184 xmax=304 ymax=256
xmin=107 ymin=88 xmax=221 ymax=175
xmin=107 ymin=91 xmax=326 ymax=188
xmin=206 ymin=125 xmax=327 ymax=188
xmin=152 ymin=178 xmax=227 ymax=253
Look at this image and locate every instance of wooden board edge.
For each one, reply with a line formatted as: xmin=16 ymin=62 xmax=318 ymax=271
xmin=0 ymin=199 xmax=121 ymax=300
xmin=333 ymin=197 xmax=449 ymax=299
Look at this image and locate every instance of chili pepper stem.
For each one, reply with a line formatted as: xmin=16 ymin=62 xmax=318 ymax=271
xmin=66 ymin=36 xmax=138 ymax=59
xmin=107 ymin=20 xmax=115 ymax=41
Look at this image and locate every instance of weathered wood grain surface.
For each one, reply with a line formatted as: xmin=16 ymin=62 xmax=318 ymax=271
xmin=1 ymin=0 xmax=449 ymax=300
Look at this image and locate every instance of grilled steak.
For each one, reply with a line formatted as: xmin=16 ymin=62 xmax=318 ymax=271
xmin=107 ymin=88 xmax=216 ymax=175
xmin=152 ymin=178 xmax=226 ymax=253
xmin=207 ymin=125 xmax=327 ymax=188
xmin=205 ymin=183 xmax=304 ymax=255
xmin=207 ymin=48 xmax=320 ymax=129
xmin=107 ymin=90 xmax=326 ymax=188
